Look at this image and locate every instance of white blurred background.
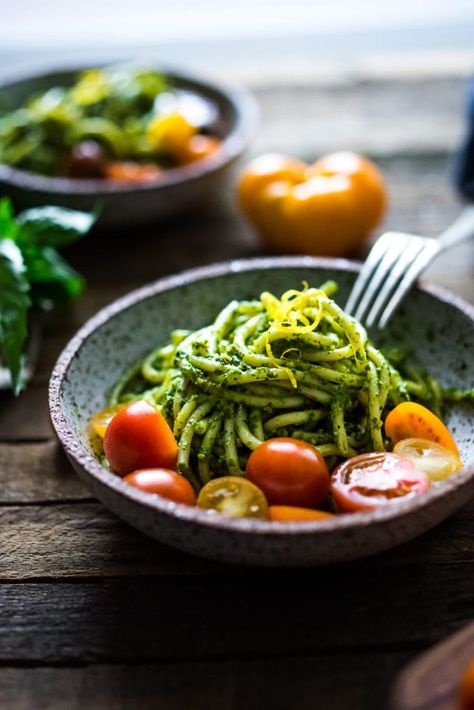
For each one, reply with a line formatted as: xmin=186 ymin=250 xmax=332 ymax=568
xmin=2 ymin=0 xmax=474 ymax=82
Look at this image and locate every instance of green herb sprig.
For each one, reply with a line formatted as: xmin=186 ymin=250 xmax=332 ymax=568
xmin=0 ymin=197 xmax=96 ymax=394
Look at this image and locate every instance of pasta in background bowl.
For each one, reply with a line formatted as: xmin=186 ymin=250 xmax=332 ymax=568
xmin=49 ymin=257 xmax=474 ymax=566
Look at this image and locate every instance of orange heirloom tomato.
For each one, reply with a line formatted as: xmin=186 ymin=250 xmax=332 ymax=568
xmin=385 ymin=402 xmax=460 ymax=457
xmin=269 ymin=505 xmax=334 ymax=522
xmin=104 ymin=400 xmax=178 ymax=475
xmin=237 ymin=151 xmax=387 ymax=257
xmin=123 ymin=468 xmax=197 ymax=506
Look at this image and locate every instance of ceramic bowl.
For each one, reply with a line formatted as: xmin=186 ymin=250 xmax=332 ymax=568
xmin=49 ymin=257 xmax=474 ymax=567
xmin=0 ymin=63 xmax=258 ymax=228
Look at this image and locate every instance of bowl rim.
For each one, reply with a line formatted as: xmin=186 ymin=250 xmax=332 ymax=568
xmin=48 ymin=255 xmax=474 ymax=537
xmin=0 ymin=60 xmax=259 ymax=195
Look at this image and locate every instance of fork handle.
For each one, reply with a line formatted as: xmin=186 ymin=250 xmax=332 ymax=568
xmin=437 ymin=204 xmax=474 ymax=251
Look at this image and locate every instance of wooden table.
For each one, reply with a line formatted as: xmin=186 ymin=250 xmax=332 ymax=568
xmin=1 ymin=72 xmax=473 ymax=710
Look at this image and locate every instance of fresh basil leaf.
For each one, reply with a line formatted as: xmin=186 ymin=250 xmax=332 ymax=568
xmin=22 ymin=245 xmax=85 ymax=309
xmin=0 ymin=239 xmax=31 ymax=394
xmin=16 ymin=205 xmax=97 ymax=247
xmin=0 ymin=197 xmax=19 ymax=240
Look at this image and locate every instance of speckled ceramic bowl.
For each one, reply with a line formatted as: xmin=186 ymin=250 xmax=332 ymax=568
xmin=0 ymin=63 xmax=258 ymax=228
xmin=49 ymin=257 xmax=474 ymax=566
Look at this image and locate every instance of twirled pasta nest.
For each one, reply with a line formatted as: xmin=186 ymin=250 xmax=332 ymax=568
xmin=108 ymin=282 xmax=442 ymax=487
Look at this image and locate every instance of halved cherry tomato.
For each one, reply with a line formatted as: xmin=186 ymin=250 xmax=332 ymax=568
xmin=90 ymin=404 xmax=124 ymax=439
xmin=385 ymin=402 xmax=459 ymax=456
xmin=178 ymin=135 xmax=221 ymax=164
xmin=269 ymin=505 xmax=334 ymax=522
xmin=197 ymin=476 xmax=268 ymax=519
xmin=331 ymin=452 xmax=429 ymax=513
xmin=104 ymin=400 xmax=178 ymax=476
xmin=393 ymin=438 xmax=462 ymax=483
xmin=246 ymin=438 xmax=330 ymax=507
xmin=459 ymin=660 xmax=474 ymax=710
xmin=123 ymin=468 xmax=196 ymax=506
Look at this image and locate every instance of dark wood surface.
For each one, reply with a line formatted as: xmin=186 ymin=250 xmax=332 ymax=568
xmin=0 ymin=75 xmax=473 ymax=710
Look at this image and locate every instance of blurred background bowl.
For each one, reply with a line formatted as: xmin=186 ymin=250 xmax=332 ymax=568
xmin=0 ymin=63 xmax=258 ymax=228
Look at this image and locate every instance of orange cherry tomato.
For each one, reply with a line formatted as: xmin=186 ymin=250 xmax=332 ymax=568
xmin=246 ymin=438 xmax=330 ymax=507
xmin=123 ymin=468 xmax=196 ymax=506
xmin=385 ymin=402 xmax=459 ymax=456
xmin=459 ymin=660 xmax=474 ymax=710
xmin=104 ymin=161 xmax=162 ymax=183
xmin=237 ymin=151 xmax=387 ymax=257
xmin=269 ymin=505 xmax=334 ymax=522
xmin=104 ymin=400 xmax=178 ymax=476
xmin=331 ymin=452 xmax=430 ymax=513
xmin=178 ymin=134 xmax=221 ymax=164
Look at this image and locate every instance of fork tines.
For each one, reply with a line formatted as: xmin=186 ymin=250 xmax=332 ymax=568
xmin=345 ymin=232 xmax=440 ymax=329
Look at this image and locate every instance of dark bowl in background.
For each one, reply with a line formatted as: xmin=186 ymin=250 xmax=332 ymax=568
xmin=0 ymin=63 xmax=259 ymax=228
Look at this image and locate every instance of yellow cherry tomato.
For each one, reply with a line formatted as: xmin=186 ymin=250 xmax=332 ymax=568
xmin=393 ymin=438 xmax=462 ymax=483
xmin=90 ymin=404 xmax=124 ymax=439
xmin=147 ymin=112 xmax=196 ymax=154
xmin=237 ymin=151 xmax=387 ymax=257
xmin=197 ymin=476 xmax=269 ymax=519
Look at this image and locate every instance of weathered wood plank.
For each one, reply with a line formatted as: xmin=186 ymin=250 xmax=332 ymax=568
xmin=0 ymin=442 xmax=87 ymax=503
xmin=0 ymin=651 xmax=412 ymax=710
xmin=0 ymin=502 xmax=219 ymax=578
xmin=1 ymin=499 xmax=473 ymax=579
xmin=0 ymin=566 xmax=472 ymax=663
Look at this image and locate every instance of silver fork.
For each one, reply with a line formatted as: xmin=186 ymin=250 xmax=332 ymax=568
xmin=345 ymin=205 xmax=474 ymax=329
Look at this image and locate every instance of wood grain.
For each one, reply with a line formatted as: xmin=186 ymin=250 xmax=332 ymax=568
xmin=0 ymin=651 xmax=412 ymax=710
xmin=1 ymin=500 xmax=474 ymax=579
xmin=0 ymin=442 xmax=87 ymax=503
xmin=0 ymin=566 xmax=472 ymax=664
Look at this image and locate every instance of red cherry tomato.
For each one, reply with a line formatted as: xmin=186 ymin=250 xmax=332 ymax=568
xmin=331 ymin=452 xmax=430 ymax=513
xmin=104 ymin=400 xmax=178 ymax=475
xmin=123 ymin=468 xmax=196 ymax=506
xmin=246 ymin=437 xmax=330 ymax=507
